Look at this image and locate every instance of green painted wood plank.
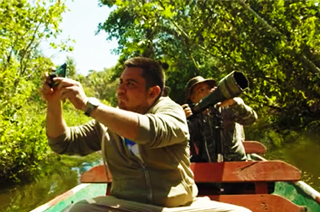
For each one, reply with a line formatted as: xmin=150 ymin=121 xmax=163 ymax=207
xmin=274 ymin=182 xmax=320 ymax=212
xmin=32 ymin=183 xmax=107 ymax=212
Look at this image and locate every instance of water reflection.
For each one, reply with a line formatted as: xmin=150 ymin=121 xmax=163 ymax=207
xmin=0 ymin=168 xmax=78 ymax=212
xmin=265 ymin=136 xmax=320 ymax=191
xmin=0 ymin=155 xmax=102 ymax=212
xmin=281 ymin=138 xmax=320 ymax=191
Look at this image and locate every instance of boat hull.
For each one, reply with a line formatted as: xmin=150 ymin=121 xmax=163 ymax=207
xmin=31 ymin=181 xmax=320 ymax=212
xmin=274 ymin=182 xmax=320 ymax=212
xmin=30 ymin=183 xmax=106 ymax=212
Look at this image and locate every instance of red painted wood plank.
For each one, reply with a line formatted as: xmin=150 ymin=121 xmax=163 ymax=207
xmin=80 ymin=165 xmax=112 ymax=183
xmin=206 ymin=194 xmax=306 ymax=212
xmin=81 ymin=161 xmax=301 ymax=184
xmin=190 ymin=161 xmax=301 ymax=183
xmin=243 ymin=141 xmax=267 ymax=154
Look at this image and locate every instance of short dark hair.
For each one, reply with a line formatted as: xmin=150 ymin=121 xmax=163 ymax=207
xmin=124 ymin=57 xmax=165 ymax=99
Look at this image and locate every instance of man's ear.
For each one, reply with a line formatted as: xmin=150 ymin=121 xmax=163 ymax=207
xmin=149 ymin=85 xmax=161 ymax=99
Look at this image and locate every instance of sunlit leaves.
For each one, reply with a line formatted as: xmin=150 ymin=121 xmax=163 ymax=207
xmin=0 ymin=0 xmax=70 ymax=183
xmin=98 ymin=0 xmax=320 ymax=131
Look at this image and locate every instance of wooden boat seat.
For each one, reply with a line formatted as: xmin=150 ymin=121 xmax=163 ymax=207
xmin=81 ymin=160 xmax=306 ymax=212
xmin=242 ymin=140 xmax=267 ymax=154
xmin=190 ymin=141 xmax=267 ymax=157
xmin=80 ymin=141 xmax=266 ymax=184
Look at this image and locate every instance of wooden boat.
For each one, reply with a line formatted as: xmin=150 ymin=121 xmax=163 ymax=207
xmin=31 ymin=141 xmax=320 ymax=212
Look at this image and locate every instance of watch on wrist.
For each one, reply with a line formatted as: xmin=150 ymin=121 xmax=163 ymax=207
xmin=84 ymin=97 xmax=100 ymax=117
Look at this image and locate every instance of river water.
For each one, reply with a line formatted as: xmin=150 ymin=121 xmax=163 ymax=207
xmin=265 ymin=135 xmax=320 ymax=192
xmin=0 ymin=138 xmax=319 ymax=212
xmin=0 ymin=154 xmax=102 ymax=212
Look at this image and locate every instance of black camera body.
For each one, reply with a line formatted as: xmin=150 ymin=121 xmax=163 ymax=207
xmin=49 ymin=63 xmax=67 ymax=88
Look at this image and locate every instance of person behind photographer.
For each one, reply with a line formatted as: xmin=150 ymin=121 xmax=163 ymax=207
xmin=182 ymin=76 xmax=258 ymax=163
xmin=161 ymin=85 xmax=171 ymax=97
xmin=41 ymin=57 xmax=251 ymax=212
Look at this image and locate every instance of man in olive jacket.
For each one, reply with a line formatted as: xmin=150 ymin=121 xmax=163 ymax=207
xmin=41 ymin=57 xmax=251 ymax=212
xmin=182 ymin=76 xmax=258 ymax=163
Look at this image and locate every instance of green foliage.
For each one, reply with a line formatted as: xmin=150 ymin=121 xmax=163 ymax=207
xmin=0 ymin=0 xmax=117 ymax=184
xmin=83 ymin=67 xmax=119 ymax=106
xmin=62 ymin=101 xmax=93 ymax=126
xmin=98 ymin=0 xmax=320 ymax=132
xmin=0 ymin=0 xmax=72 ymax=183
xmin=0 ymin=103 xmax=49 ymax=183
xmin=65 ymin=56 xmax=77 ymax=78
xmin=1 ymin=0 xmax=320 ymax=185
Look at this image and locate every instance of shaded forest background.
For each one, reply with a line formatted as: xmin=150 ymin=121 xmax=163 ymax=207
xmin=1 ymin=0 xmax=320 ymax=184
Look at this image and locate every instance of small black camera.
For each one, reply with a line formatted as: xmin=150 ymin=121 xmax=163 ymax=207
xmin=48 ymin=63 xmax=67 ymax=88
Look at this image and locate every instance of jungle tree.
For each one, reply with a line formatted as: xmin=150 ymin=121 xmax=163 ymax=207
xmin=98 ymin=0 xmax=320 ymax=134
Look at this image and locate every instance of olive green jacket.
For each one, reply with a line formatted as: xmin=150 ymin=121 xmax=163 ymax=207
xmin=48 ymin=97 xmax=198 ymax=207
xmin=188 ymin=97 xmax=258 ymax=162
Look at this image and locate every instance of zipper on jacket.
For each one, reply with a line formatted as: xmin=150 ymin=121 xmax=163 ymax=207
xmin=122 ymin=138 xmax=153 ymax=203
xmin=203 ymin=115 xmax=212 ymax=162
xmin=139 ymin=161 xmax=153 ymax=203
xmin=204 ymin=136 xmax=211 ymax=162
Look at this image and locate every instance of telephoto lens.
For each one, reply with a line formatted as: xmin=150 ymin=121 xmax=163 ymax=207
xmin=190 ymin=71 xmax=249 ymax=117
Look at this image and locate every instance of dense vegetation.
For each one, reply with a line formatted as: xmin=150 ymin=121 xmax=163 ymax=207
xmin=0 ymin=0 xmax=98 ymax=183
xmin=0 ymin=0 xmax=67 ymax=183
xmin=98 ymin=0 xmax=320 ymax=147
xmin=1 ymin=0 xmax=320 ymax=184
